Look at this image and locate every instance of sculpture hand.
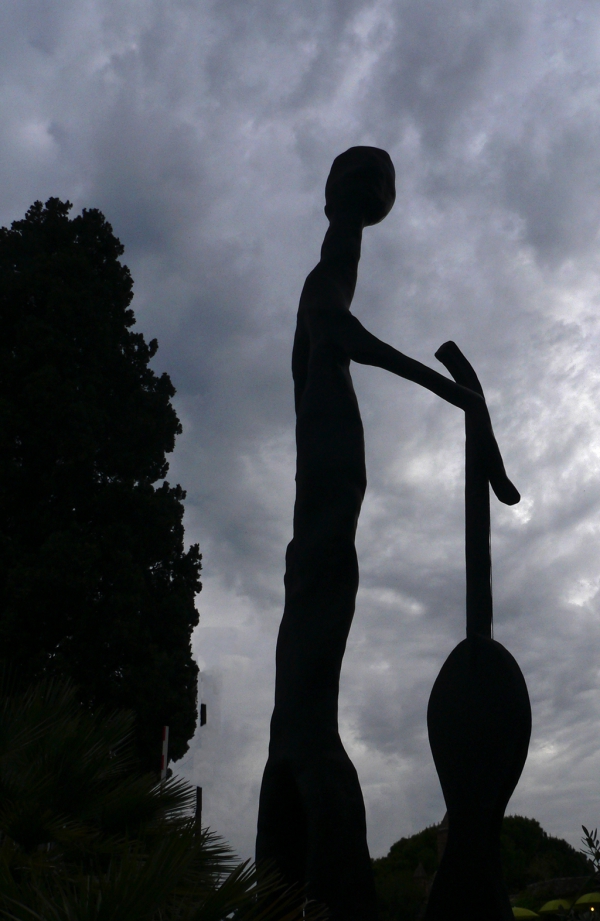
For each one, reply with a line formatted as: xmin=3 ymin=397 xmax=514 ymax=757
xmin=435 ymin=341 xmax=520 ymax=506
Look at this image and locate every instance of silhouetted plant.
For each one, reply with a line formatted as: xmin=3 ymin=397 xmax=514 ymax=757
xmin=0 ymin=674 xmax=326 ymax=921
xmin=0 ymin=198 xmax=201 ymax=769
xmin=581 ymin=826 xmax=600 ymax=883
xmin=373 ymin=816 xmax=594 ymax=921
xmin=500 ymin=816 xmax=592 ymax=890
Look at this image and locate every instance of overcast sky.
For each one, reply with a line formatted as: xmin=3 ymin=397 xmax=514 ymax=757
xmin=4 ymin=0 xmax=600 ymax=861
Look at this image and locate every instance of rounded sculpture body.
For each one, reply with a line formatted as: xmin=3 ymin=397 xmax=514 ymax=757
xmin=426 ymin=637 xmax=531 ymax=921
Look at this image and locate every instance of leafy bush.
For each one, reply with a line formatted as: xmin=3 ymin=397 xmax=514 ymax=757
xmin=581 ymin=825 xmax=600 ymax=882
xmin=0 ymin=674 xmax=326 ymax=921
xmin=374 ymin=815 xmax=594 ymax=920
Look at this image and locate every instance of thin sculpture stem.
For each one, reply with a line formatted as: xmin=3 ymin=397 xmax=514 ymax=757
xmin=435 ymin=341 xmax=493 ymax=638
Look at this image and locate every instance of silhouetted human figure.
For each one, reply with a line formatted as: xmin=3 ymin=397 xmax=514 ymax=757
xmin=256 ymin=147 xmax=519 ymax=920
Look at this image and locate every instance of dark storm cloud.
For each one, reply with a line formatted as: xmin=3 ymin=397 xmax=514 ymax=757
xmin=2 ymin=0 xmax=600 ymax=860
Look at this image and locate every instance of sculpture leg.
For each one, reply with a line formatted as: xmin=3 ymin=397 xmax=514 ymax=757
xmin=299 ymin=750 xmax=377 ymax=920
xmin=257 ymin=748 xmax=377 ymax=921
xmin=256 ymin=758 xmax=308 ymax=893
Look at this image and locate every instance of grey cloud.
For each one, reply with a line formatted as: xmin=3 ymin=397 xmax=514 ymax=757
xmin=2 ymin=0 xmax=600 ymax=862
xmin=377 ymin=0 xmax=525 ymax=154
xmin=501 ymin=125 xmax=600 ymax=263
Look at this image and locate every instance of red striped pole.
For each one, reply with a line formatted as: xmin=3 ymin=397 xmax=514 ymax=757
xmin=160 ymin=725 xmax=169 ymax=780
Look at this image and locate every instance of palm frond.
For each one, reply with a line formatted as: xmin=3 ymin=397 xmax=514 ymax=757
xmin=0 ymin=676 xmax=328 ymax=921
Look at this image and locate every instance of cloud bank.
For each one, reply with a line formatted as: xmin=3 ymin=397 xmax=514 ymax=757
xmin=3 ymin=0 xmax=600 ymax=859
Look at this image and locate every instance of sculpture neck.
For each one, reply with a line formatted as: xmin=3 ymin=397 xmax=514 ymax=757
xmin=465 ymin=414 xmax=492 ymax=639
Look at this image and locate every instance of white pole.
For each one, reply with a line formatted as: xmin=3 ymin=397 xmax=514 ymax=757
xmin=160 ymin=725 xmax=169 ymax=780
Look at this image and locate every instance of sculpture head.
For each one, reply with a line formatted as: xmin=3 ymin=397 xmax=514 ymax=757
xmin=325 ymin=146 xmax=396 ymax=227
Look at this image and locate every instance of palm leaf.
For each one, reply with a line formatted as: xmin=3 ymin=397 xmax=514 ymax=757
xmin=0 ymin=676 xmax=329 ymax=921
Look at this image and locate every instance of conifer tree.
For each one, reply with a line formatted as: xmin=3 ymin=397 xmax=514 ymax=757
xmin=0 ymin=198 xmax=201 ymax=769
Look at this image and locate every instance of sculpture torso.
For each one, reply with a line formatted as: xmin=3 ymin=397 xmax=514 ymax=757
xmin=270 ymin=314 xmax=366 ymax=753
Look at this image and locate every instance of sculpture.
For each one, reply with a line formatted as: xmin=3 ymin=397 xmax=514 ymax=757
xmin=425 ymin=343 xmax=531 ymax=921
xmin=256 ymin=147 xmax=520 ymax=920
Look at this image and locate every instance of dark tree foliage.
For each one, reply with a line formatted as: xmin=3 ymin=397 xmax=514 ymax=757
xmin=0 ymin=675 xmax=327 ymax=921
xmin=372 ymin=825 xmax=438 ymax=921
xmin=373 ymin=816 xmax=593 ymax=920
xmin=500 ymin=815 xmax=592 ymax=892
xmin=0 ymin=198 xmax=201 ymax=770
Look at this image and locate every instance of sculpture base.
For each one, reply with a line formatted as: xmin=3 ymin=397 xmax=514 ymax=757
xmin=425 ymin=636 xmax=531 ymax=921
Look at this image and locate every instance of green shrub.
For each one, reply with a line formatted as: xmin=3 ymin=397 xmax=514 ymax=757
xmin=0 ymin=674 xmax=325 ymax=921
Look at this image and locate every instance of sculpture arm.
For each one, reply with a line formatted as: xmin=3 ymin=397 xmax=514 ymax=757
xmin=338 ymin=315 xmax=518 ymax=505
xmin=298 ymin=215 xmax=488 ymax=412
xmin=295 ymin=208 xmax=519 ymax=506
xmin=338 ymin=313 xmax=482 ymax=411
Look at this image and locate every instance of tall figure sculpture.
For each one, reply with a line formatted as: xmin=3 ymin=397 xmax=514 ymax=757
xmin=256 ymin=147 xmax=519 ymax=920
